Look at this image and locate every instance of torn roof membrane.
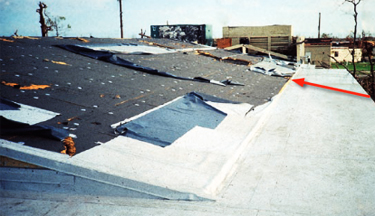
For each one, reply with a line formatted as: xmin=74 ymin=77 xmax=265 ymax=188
xmin=0 ymin=98 xmax=75 ymax=155
xmin=77 ymin=43 xmax=177 ymax=55
xmin=0 ymin=117 xmax=69 ymax=141
xmin=0 ymin=99 xmax=59 ymax=125
xmin=57 ymin=43 xmax=243 ymax=86
xmin=0 ymin=98 xmax=20 ymax=110
xmin=250 ymin=60 xmax=296 ymax=77
xmin=115 ymin=92 xmax=228 ymax=147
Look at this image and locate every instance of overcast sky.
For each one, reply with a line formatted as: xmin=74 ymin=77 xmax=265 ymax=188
xmin=0 ymin=0 xmax=374 ymax=39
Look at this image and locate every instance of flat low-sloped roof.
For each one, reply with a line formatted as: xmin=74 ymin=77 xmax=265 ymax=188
xmin=2 ymin=64 xmax=375 ymax=215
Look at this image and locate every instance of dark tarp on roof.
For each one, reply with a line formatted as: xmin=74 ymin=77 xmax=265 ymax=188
xmin=115 ymin=92 xmax=229 ymax=147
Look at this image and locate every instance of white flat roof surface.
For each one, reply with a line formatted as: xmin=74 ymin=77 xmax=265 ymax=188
xmin=215 ymin=66 xmax=375 ymax=215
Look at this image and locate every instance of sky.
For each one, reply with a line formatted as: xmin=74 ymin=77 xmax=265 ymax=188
xmin=0 ymin=0 xmax=374 ymax=39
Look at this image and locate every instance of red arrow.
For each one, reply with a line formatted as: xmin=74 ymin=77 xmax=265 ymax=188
xmin=292 ymin=78 xmax=370 ymax=98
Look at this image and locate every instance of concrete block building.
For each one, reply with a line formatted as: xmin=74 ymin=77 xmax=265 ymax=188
xmin=297 ymin=38 xmax=332 ymax=68
xmin=222 ymin=25 xmax=293 ymax=54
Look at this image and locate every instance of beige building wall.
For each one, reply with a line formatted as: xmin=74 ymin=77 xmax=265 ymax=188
xmin=223 ymin=25 xmax=292 ymax=38
xmin=305 ymin=45 xmax=331 ymax=67
xmin=296 ymin=36 xmax=305 ymax=63
xmin=330 ymin=47 xmax=362 ymax=63
xmin=222 ymin=25 xmax=292 ymax=52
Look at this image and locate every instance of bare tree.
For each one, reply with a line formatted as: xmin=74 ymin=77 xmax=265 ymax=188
xmin=46 ymin=16 xmax=72 ymax=37
xmin=36 ymin=2 xmax=52 ymax=37
xmin=321 ymin=33 xmax=333 ymax=38
xmin=344 ymin=0 xmax=361 ymax=77
xmin=362 ymin=34 xmax=375 ymax=99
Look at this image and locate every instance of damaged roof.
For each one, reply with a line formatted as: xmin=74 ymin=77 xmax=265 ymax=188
xmin=0 ymin=37 xmax=286 ymax=154
xmin=1 ymin=37 xmax=375 ymax=215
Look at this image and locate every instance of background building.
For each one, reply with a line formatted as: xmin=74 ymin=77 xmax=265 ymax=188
xmin=330 ymin=47 xmax=362 ymax=63
xmin=222 ymin=25 xmax=293 ymax=54
xmin=151 ymin=24 xmax=213 ymax=45
xmin=304 ymin=38 xmax=332 ymax=68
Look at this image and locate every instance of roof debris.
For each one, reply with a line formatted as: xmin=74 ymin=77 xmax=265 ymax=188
xmin=43 ymin=58 xmax=72 ymax=66
xmin=139 ymin=40 xmax=176 ymax=49
xmin=1 ymin=81 xmax=50 ymax=90
xmin=57 ymin=116 xmax=81 ymax=126
xmin=196 ymin=50 xmax=253 ymax=66
xmin=11 ymin=36 xmax=40 ymax=40
xmin=74 ymin=37 xmax=89 ymax=43
xmin=250 ymin=61 xmax=295 ymax=77
xmin=61 ymin=136 xmax=76 ymax=157
xmin=225 ymin=44 xmax=290 ymax=60
xmin=249 ymin=55 xmax=296 ymax=77
xmin=139 ymin=29 xmax=152 ymax=39
xmin=0 ymin=38 xmax=14 ymax=43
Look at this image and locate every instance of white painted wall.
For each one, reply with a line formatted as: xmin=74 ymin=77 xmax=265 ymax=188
xmin=331 ymin=47 xmax=362 ymax=63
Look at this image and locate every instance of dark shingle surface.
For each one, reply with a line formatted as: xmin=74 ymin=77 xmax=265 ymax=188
xmin=0 ymin=37 xmax=287 ymax=154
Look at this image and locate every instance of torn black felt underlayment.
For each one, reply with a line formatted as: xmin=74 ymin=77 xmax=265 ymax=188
xmin=56 ymin=43 xmax=244 ymax=86
xmin=0 ymin=117 xmax=69 ymax=141
xmin=115 ymin=92 xmax=230 ymax=147
xmin=0 ymin=98 xmax=21 ymax=110
xmin=0 ymin=99 xmax=70 ymax=141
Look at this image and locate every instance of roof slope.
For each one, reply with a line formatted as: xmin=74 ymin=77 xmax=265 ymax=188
xmin=0 ymin=37 xmax=285 ymax=154
xmin=2 ymin=65 xmax=375 ymax=214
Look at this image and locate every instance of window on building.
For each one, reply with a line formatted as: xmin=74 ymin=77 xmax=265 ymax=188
xmin=239 ymin=37 xmax=250 ymax=44
xmin=335 ymin=51 xmax=339 ymax=57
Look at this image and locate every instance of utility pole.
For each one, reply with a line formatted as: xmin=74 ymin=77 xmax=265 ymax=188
xmin=318 ymin=12 xmax=321 ymax=38
xmin=119 ymin=0 xmax=123 ymax=38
